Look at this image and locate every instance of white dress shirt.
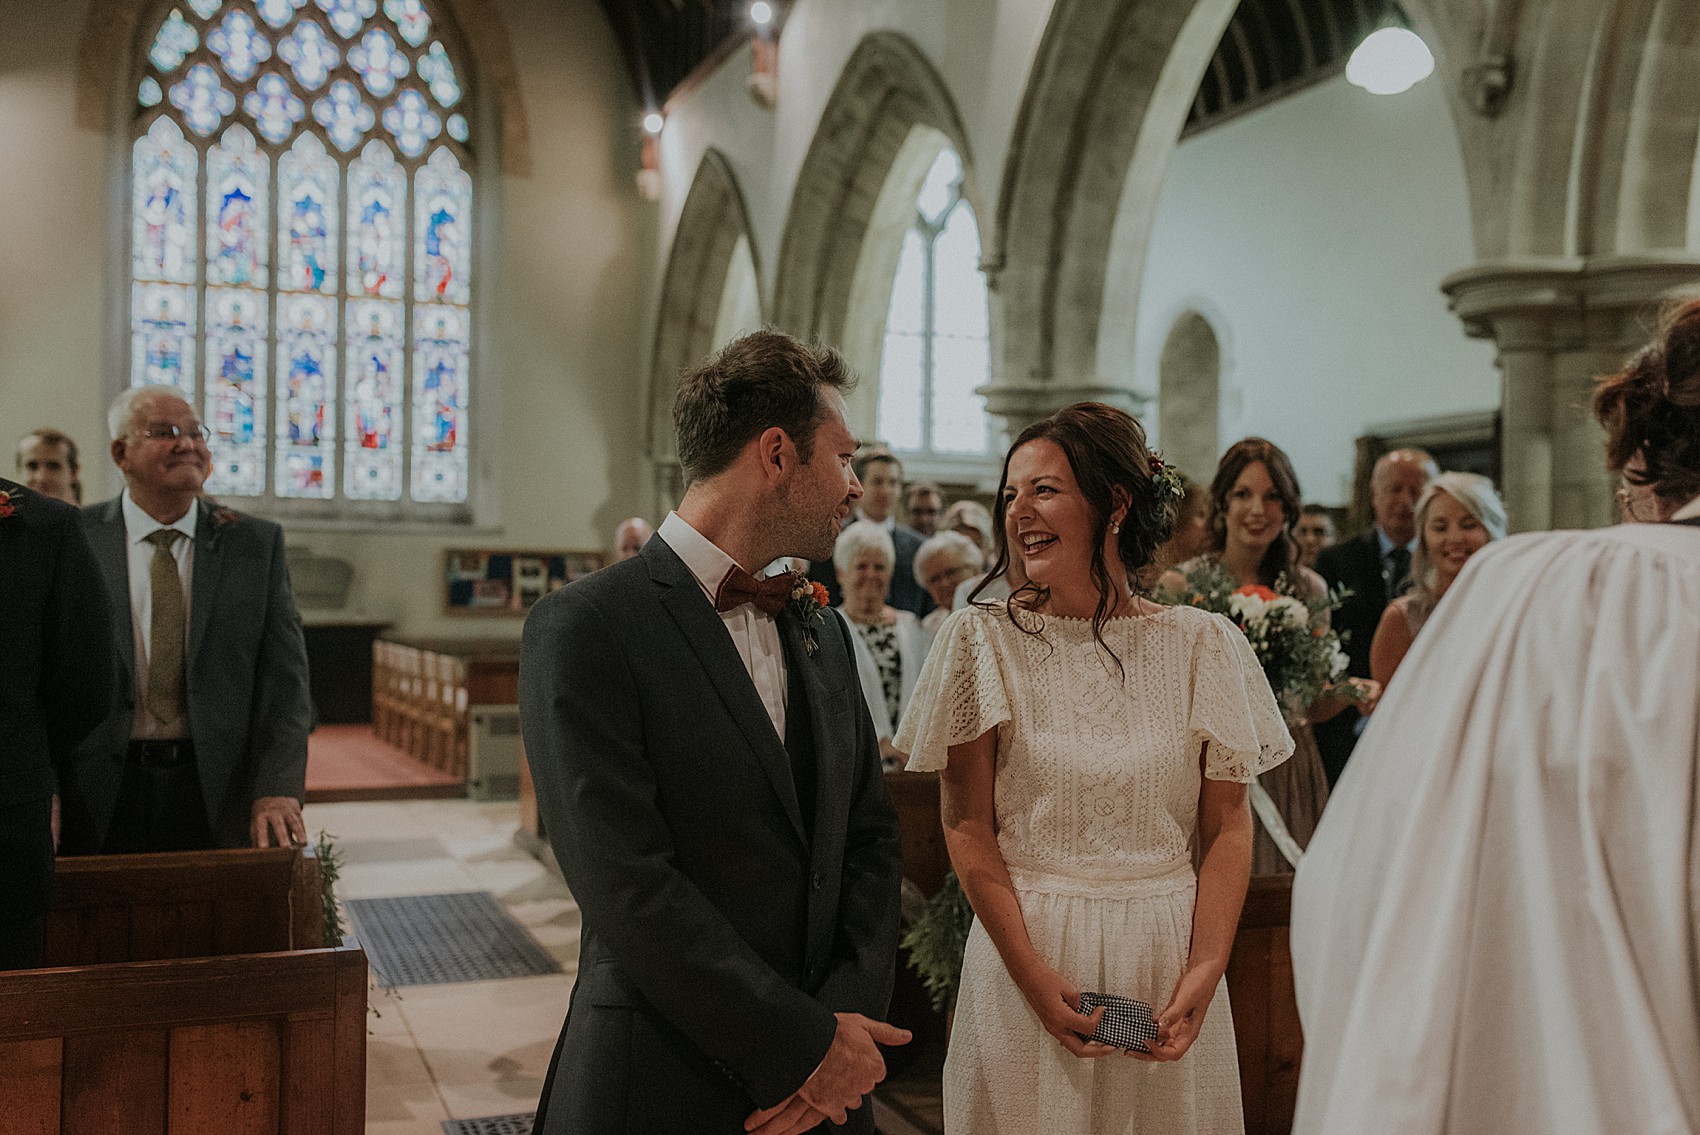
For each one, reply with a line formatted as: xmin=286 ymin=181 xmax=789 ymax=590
xmin=121 ymin=490 xmax=196 ymax=739
xmin=657 ymin=512 xmax=788 ymax=739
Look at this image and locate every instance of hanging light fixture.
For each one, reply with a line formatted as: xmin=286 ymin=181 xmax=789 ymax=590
xmin=1346 ymin=26 xmax=1435 ymax=95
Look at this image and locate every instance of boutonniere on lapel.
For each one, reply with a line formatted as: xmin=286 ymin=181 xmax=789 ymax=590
xmin=0 ymin=485 xmax=22 ymax=518
xmin=786 ymin=574 xmax=832 ymax=657
xmin=207 ymin=504 xmax=242 ymax=550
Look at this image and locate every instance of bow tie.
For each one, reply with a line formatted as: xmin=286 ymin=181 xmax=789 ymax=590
xmin=714 ymin=566 xmax=799 ymax=617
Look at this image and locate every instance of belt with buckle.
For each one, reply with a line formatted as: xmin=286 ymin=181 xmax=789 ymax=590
xmin=128 ymin=739 xmax=196 ymax=769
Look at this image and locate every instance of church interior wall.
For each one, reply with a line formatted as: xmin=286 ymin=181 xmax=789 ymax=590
xmin=1133 ymin=72 xmax=1500 ymax=503
xmin=0 ymin=0 xmax=651 ymax=639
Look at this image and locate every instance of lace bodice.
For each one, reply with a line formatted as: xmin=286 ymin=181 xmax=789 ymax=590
xmin=897 ymin=604 xmax=1292 ymax=883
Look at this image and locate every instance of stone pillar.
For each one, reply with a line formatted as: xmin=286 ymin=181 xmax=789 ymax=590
xmin=978 ymin=383 xmax=1151 ymax=445
xmin=1443 ymin=255 xmax=1700 ymax=532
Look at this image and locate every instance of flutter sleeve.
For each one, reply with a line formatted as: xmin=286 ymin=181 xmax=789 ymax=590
xmin=895 ymin=607 xmax=1011 ymax=772
xmin=1190 ymin=610 xmax=1295 ymax=782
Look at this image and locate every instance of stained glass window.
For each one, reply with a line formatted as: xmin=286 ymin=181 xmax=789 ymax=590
xmin=128 ymin=0 xmax=475 ymax=511
xmin=876 ymin=148 xmax=992 ymax=459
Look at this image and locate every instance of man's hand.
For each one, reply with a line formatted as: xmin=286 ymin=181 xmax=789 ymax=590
xmin=251 ymin=795 xmax=306 ymax=848
xmin=748 ymin=1012 xmax=909 ymax=1131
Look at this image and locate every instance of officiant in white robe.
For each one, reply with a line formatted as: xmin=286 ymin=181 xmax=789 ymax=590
xmin=1289 ymin=506 xmax=1700 ymax=1135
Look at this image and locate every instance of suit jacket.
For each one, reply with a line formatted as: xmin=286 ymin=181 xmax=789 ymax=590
xmin=64 ymin=496 xmax=313 ymax=851
xmin=0 ymin=479 xmax=119 ymax=807
xmin=520 ymin=535 xmax=902 ymax=1134
xmin=809 ymin=522 xmax=932 ymax=617
xmin=1313 ymin=531 xmax=1391 ymax=783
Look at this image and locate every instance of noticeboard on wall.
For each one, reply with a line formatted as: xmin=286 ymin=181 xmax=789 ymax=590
xmin=444 ymin=549 xmax=606 ymax=615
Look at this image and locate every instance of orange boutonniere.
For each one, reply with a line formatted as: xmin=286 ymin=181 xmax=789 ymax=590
xmin=787 ymin=574 xmax=831 ymax=656
xmin=207 ymin=504 xmax=242 ymax=549
xmin=0 ymin=487 xmax=18 ymax=518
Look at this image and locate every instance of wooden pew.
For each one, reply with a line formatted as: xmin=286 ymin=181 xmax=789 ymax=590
xmin=0 ymin=942 xmax=367 ymax=1135
xmin=45 ymin=845 xmax=325 ymax=966
xmin=1228 ymin=874 xmax=1302 ymax=1135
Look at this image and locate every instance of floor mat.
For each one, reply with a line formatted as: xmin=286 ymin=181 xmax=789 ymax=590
xmin=441 ymin=1115 xmax=535 ymax=1135
xmin=346 ymin=891 xmax=562 ymax=986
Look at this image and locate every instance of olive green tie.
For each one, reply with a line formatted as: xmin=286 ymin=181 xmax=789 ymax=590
xmin=145 ymin=528 xmax=186 ymax=726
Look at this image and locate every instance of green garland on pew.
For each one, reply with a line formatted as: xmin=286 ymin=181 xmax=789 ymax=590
xmin=316 ymin=830 xmax=345 ymax=943
xmin=900 ymin=871 xmax=973 ymax=1014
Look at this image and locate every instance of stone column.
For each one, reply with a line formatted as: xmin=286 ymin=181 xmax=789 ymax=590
xmin=1443 ymin=255 xmax=1700 ymax=532
xmin=978 ymin=382 xmax=1151 ymax=444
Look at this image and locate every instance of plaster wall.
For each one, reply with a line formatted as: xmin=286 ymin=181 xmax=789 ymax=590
xmin=0 ymin=0 xmax=649 ymax=638
xmin=1134 ymin=72 xmax=1500 ymax=503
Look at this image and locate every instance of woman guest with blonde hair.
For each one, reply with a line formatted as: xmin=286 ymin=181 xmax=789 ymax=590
xmin=900 ymin=403 xmax=1292 ymax=1134
xmin=834 ymin=520 xmax=930 ymax=763
xmin=1368 ymin=473 xmax=1506 ymax=688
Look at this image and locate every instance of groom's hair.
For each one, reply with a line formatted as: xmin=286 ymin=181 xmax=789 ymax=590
xmin=673 ymin=330 xmax=856 ymax=483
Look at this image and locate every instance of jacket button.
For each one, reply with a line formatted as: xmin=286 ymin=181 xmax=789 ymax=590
xmin=810 ymin=873 xmax=821 ymax=891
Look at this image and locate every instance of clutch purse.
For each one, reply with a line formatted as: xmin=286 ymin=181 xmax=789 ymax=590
xmin=1076 ymin=991 xmax=1160 ymax=1053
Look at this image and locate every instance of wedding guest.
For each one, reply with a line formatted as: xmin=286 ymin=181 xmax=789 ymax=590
xmin=1294 ymin=504 xmax=1336 ymax=571
xmin=913 ymin=530 xmax=984 ymax=636
xmin=16 ymin=428 xmax=82 ymax=505
xmin=612 ymin=516 xmax=652 ymax=561
xmin=1290 ymin=298 xmax=1700 ymax=1135
xmin=1154 ymin=473 xmax=1210 ymax=571
xmin=943 ymin=500 xmax=1018 ymax=609
xmin=835 ymin=521 xmax=930 ymax=764
xmin=899 ymin=403 xmax=1292 ymax=1134
xmin=1313 ymin=447 xmax=1437 ymax=786
xmin=1369 ymin=473 xmax=1505 ymax=688
xmin=809 ymin=449 xmax=929 ymax=615
xmin=905 ymin=482 xmax=943 ymax=536
xmin=943 ymin=499 xmax=994 ymax=564
xmin=1160 ymin=438 xmax=1374 ymax=875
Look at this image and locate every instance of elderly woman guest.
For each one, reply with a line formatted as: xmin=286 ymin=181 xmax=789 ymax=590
xmin=834 ymin=520 xmax=931 ymax=762
xmin=1368 ymin=473 xmax=1505 ymax=688
xmin=913 ymin=530 xmax=985 ymax=636
xmin=1290 ymin=298 xmax=1700 ymax=1135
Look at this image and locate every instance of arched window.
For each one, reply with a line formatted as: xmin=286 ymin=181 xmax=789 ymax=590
xmin=875 ymin=148 xmax=992 ymax=462
xmin=130 ymin=0 xmax=474 ymax=513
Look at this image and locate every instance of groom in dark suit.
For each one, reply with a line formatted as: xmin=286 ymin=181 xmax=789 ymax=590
xmin=521 ymin=331 xmax=906 ymax=1135
xmin=61 ymin=385 xmax=312 ymax=854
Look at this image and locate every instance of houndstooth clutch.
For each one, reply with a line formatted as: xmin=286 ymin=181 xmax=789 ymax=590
xmin=1077 ymin=991 xmax=1160 ymax=1053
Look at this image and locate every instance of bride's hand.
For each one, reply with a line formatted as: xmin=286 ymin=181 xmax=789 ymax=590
xmin=1132 ymin=965 xmax=1220 ymax=1063
xmin=1015 ymin=963 xmax=1116 ymax=1059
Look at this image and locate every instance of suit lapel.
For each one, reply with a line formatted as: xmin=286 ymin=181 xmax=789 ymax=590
xmin=85 ymin=501 xmax=135 ymax=686
xmin=645 ymin=541 xmax=807 ymax=843
xmin=188 ymin=500 xmax=223 ymax=665
xmin=778 ymin=610 xmax=851 ymax=856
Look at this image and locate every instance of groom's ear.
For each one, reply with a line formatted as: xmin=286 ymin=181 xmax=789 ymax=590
xmin=754 ymin=426 xmax=791 ymax=483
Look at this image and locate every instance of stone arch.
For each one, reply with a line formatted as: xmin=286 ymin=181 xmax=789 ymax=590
xmin=76 ymin=0 xmax=532 ymax=175
xmin=647 ymin=148 xmax=762 ymax=511
xmin=1157 ymin=310 xmax=1222 ymax=481
xmin=771 ymin=31 xmax=984 ymax=366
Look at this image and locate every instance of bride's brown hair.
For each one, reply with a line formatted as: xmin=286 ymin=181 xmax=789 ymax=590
xmin=973 ymin=403 xmax=1178 ymax=673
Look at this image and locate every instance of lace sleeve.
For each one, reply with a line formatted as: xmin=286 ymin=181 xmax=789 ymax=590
xmin=1190 ymin=611 xmax=1294 ymax=782
xmin=894 ymin=607 xmax=1010 ymax=772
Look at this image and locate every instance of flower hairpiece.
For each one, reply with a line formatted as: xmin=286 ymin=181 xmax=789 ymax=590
xmin=1148 ymin=453 xmax=1186 ymax=505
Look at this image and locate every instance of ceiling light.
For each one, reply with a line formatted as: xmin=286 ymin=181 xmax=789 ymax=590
xmin=642 ymin=111 xmax=664 ymax=135
xmin=1346 ymin=27 xmax=1435 ymax=95
xmin=750 ymin=2 xmax=773 ymax=27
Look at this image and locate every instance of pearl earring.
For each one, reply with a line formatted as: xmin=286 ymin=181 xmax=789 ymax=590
xmin=1110 ymin=522 xmax=1121 ymax=535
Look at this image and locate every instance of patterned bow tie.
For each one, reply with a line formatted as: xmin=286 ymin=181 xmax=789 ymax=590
xmin=714 ymin=566 xmax=798 ymax=616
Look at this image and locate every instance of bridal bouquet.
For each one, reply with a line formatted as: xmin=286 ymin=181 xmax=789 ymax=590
xmin=1162 ymin=561 xmax=1357 ymax=723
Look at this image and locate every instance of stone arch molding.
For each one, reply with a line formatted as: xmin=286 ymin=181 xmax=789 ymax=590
xmin=647 ymin=148 xmax=762 ymax=511
xmin=76 ymin=0 xmax=532 ymax=175
xmin=772 ymin=31 xmax=984 ymax=356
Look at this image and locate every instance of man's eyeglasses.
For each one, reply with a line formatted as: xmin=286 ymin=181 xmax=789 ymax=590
xmin=136 ymin=422 xmax=212 ymax=443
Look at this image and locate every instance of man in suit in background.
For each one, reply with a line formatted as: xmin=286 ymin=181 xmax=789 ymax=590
xmin=61 ymin=385 xmax=313 ymax=854
xmin=522 ymin=331 xmax=906 ymax=1135
xmin=808 ymin=448 xmax=931 ymax=616
xmin=1314 ymin=447 xmax=1437 ymax=786
xmin=16 ymin=427 xmax=83 ymax=505
xmin=0 ymin=478 xmax=118 ymax=968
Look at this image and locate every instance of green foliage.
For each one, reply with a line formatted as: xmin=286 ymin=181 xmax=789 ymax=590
xmin=315 ymin=829 xmax=345 ymax=944
xmin=901 ymin=871 xmax=974 ymax=1013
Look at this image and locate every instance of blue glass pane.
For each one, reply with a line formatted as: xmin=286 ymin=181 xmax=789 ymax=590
xmin=257 ymin=0 xmax=309 ymax=29
xmin=315 ymin=0 xmax=378 ymax=39
xmin=344 ymin=298 xmax=405 ymax=499
xmin=139 ymin=77 xmax=164 ymax=107
xmin=204 ymin=287 xmax=270 ymax=496
xmin=244 ymin=72 xmax=306 ymax=143
xmin=411 ymin=304 xmax=469 ymax=502
xmin=382 ymin=88 xmax=440 ymax=157
xmin=417 ymin=42 xmax=460 ymax=107
xmin=275 ymin=293 xmax=338 ymax=497
xmin=312 ymin=78 xmax=375 ymax=151
xmin=278 ymin=19 xmax=340 ymax=89
xmin=446 ymin=113 xmax=468 ymax=143
xmin=349 ymin=26 xmax=409 ymax=96
xmin=278 ymin=133 xmax=340 ymax=295
xmin=169 ymin=62 xmax=236 ymax=137
xmin=206 ymin=125 xmax=270 ymax=289
xmin=131 ymin=282 xmax=198 ymax=393
xmin=186 ymin=0 xmax=220 ymax=17
xmin=208 ymin=8 xmax=273 ymax=82
xmin=149 ymin=10 xmax=199 ymax=74
xmin=132 ymin=118 xmax=199 ymax=284
xmin=383 ymin=0 xmax=431 ymax=46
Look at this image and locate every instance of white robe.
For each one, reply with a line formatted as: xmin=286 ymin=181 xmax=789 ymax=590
xmin=1290 ymin=520 xmax=1700 ymax=1135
